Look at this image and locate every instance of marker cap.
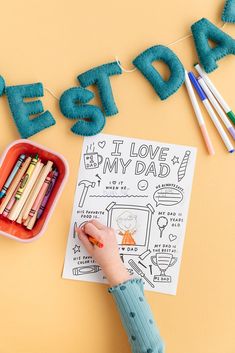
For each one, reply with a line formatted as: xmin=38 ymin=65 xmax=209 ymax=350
xmin=188 ymin=72 xmax=207 ymax=101
xmin=227 ymin=111 xmax=235 ymax=125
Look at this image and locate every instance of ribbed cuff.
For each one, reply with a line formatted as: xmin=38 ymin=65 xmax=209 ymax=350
xmin=108 ymin=278 xmax=164 ymax=353
xmin=108 ymin=277 xmax=143 ymax=293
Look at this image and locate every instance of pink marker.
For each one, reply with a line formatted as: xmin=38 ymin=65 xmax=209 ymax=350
xmin=28 ymin=171 xmax=53 ymax=218
xmin=185 ymin=70 xmax=215 ymax=155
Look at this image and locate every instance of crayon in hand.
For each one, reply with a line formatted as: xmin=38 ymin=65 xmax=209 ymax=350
xmin=88 ymin=235 xmax=104 ymax=248
xmin=15 ymin=154 xmax=39 ymax=200
xmin=76 ymin=226 xmax=104 ymax=248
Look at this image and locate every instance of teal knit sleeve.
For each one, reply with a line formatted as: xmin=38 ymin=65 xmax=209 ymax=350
xmin=108 ymin=278 xmax=164 ymax=353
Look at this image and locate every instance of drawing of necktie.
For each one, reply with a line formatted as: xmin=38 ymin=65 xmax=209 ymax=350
xmin=177 ymin=151 xmax=191 ymax=182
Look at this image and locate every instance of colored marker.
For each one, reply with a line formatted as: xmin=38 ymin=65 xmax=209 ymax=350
xmin=36 ymin=169 xmax=59 ymax=220
xmin=15 ymin=154 xmax=39 ymax=200
xmin=0 ymin=154 xmax=26 ymax=198
xmin=194 ymin=64 xmax=235 ymax=125
xmin=29 ymin=171 xmax=53 ymax=218
xmin=184 ymin=70 xmax=215 ymax=155
xmin=197 ymin=76 xmax=235 ymax=140
xmin=189 ymin=72 xmax=234 ymax=153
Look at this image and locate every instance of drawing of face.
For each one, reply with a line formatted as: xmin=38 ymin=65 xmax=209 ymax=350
xmin=117 ymin=211 xmax=137 ymax=231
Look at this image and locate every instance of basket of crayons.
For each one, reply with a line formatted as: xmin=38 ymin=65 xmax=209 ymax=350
xmin=0 ymin=140 xmax=69 ymax=242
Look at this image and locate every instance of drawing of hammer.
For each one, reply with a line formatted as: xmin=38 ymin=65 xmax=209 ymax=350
xmin=78 ymin=180 xmax=95 ymax=207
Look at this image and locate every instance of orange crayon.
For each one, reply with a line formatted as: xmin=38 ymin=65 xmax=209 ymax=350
xmin=75 ymin=226 xmax=104 ymax=248
xmin=88 ymin=235 xmax=104 ymax=248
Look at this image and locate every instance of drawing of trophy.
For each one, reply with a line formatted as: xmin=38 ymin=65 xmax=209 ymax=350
xmin=151 ymin=253 xmax=177 ymax=283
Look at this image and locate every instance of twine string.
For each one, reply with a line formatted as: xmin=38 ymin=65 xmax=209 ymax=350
xmin=46 ymin=21 xmax=227 ymax=98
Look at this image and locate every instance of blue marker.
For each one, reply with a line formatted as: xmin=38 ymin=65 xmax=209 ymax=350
xmin=0 ymin=154 xmax=26 ymax=198
xmin=188 ymin=72 xmax=235 ymax=153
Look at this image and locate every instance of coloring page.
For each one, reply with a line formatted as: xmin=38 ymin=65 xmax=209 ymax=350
xmin=63 ymin=134 xmax=197 ymax=295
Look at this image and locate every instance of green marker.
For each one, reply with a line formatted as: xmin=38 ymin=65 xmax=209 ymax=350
xmin=227 ymin=111 xmax=235 ymax=125
xmin=194 ymin=63 xmax=235 ymax=124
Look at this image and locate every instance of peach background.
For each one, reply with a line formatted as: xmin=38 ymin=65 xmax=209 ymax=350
xmin=0 ymin=1 xmax=234 ymax=352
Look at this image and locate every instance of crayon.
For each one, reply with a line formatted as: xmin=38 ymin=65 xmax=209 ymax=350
xmin=75 ymin=226 xmax=104 ymax=248
xmin=0 ymin=157 xmax=31 ymax=214
xmin=23 ymin=217 xmax=31 ymax=227
xmin=29 ymin=171 xmax=53 ymax=218
xmin=0 ymin=154 xmax=26 ymax=198
xmin=2 ymin=181 xmax=21 ymax=217
xmin=75 ymin=224 xmax=104 ymax=248
xmin=26 ymin=214 xmax=37 ymax=229
xmin=22 ymin=160 xmax=53 ymax=221
xmin=8 ymin=161 xmax=43 ymax=221
xmin=88 ymin=236 xmax=104 ymax=248
xmin=15 ymin=162 xmax=45 ymax=224
xmin=15 ymin=154 xmax=39 ymax=200
xmin=36 ymin=169 xmax=59 ymax=220
xmin=26 ymin=203 xmax=41 ymax=230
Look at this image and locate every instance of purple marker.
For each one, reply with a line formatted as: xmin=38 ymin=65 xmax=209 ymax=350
xmin=36 ymin=169 xmax=59 ymax=219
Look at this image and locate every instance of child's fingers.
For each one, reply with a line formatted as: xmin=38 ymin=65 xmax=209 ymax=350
xmin=76 ymin=227 xmax=93 ymax=252
xmin=90 ymin=219 xmax=106 ymax=230
xmin=84 ymin=222 xmax=103 ymax=242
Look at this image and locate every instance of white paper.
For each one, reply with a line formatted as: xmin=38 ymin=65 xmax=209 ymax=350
xmin=63 ymin=134 xmax=197 ymax=295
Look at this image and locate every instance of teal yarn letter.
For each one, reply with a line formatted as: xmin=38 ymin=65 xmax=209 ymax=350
xmin=0 ymin=75 xmax=5 ymax=96
xmin=192 ymin=18 xmax=235 ymax=73
xmin=77 ymin=62 xmax=122 ymax=116
xmin=5 ymin=83 xmax=55 ymax=138
xmin=222 ymin=0 xmax=235 ymax=23
xmin=133 ymin=45 xmax=184 ymax=100
xmin=59 ymin=87 xmax=106 ymax=136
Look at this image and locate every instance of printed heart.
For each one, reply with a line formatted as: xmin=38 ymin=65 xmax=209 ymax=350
xmin=121 ymin=247 xmax=125 ymax=251
xmin=98 ymin=141 xmax=106 ymax=149
xmin=169 ymin=234 xmax=177 ymax=242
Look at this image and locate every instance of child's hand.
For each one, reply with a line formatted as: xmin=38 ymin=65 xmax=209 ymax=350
xmin=76 ymin=220 xmax=131 ymax=286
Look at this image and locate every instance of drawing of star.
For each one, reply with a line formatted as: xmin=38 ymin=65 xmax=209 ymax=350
xmin=72 ymin=244 xmax=80 ymax=254
xmin=171 ymin=156 xmax=179 ymax=165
